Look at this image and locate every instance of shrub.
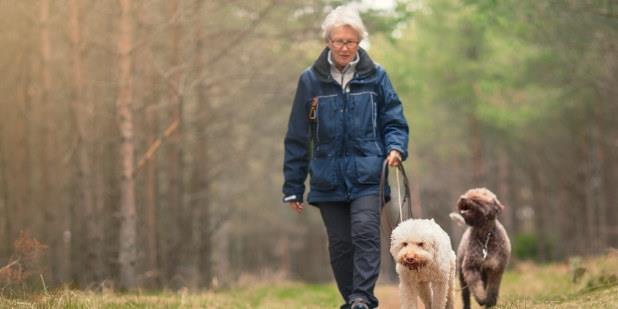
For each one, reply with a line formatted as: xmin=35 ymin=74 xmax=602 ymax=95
xmin=513 ymin=233 xmax=539 ymax=260
xmin=0 ymin=231 xmax=48 ymax=288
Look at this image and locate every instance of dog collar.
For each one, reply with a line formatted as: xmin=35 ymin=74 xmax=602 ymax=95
xmin=478 ymin=232 xmax=492 ymax=260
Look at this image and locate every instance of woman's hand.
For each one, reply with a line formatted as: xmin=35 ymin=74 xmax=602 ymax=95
xmin=387 ymin=150 xmax=402 ymax=167
xmin=289 ymin=201 xmax=304 ymax=214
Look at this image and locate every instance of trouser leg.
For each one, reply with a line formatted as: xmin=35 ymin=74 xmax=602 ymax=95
xmin=349 ymin=195 xmax=381 ymax=308
xmin=319 ymin=202 xmax=354 ymax=304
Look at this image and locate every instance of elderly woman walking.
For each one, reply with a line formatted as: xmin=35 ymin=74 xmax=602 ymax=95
xmin=282 ymin=5 xmax=409 ymax=309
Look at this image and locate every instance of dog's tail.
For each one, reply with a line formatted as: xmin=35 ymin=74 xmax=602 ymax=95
xmin=449 ymin=212 xmax=466 ymax=227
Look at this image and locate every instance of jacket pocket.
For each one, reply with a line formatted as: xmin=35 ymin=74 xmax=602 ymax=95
xmin=310 ymin=158 xmax=337 ymax=190
xmin=349 ymin=92 xmax=377 ymax=139
xmin=355 ymin=156 xmax=382 ymax=184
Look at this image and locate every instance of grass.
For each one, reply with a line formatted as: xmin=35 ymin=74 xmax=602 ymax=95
xmin=496 ymin=249 xmax=618 ymax=308
xmin=0 ymin=282 xmax=343 ymax=309
xmin=1 ymin=250 xmax=617 ymax=308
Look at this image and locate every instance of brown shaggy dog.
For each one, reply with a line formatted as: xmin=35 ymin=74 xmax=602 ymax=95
xmin=451 ymin=188 xmax=511 ymax=309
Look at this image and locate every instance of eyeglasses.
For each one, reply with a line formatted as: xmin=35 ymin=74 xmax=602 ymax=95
xmin=330 ymin=39 xmax=359 ymax=49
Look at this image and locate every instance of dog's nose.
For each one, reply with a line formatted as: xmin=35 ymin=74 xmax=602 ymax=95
xmin=405 ymin=256 xmax=416 ymax=264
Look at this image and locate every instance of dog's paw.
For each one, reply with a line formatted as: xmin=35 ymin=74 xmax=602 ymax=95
xmin=449 ymin=212 xmax=466 ymax=226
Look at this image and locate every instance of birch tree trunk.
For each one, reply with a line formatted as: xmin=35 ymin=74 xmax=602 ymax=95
xmin=117 ymin=0 xmax=137 ymax=289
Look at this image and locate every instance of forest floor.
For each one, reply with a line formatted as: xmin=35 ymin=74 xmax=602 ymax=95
xmin=1 ymin=250 xmax=617 ymax=308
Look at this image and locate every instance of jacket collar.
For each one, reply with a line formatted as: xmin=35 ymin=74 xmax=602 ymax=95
xmin=311 ymin=47 xmax=376 ymax=83
xmin=327 ymin=50 xmax=360 ymax=73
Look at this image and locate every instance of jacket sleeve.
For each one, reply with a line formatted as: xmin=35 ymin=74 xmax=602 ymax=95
xmin=378 ymin=70 xmax=409 ymax=160
xmin=282 ymin=72 xmax=312 ymax=203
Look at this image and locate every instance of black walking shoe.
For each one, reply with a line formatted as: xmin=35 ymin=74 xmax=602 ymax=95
xmin=349 ymin=298 xmax=370 ymax=309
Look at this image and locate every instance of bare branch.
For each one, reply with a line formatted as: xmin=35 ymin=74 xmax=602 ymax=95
xmin=134 ymin=118 xmax=179 ymax=177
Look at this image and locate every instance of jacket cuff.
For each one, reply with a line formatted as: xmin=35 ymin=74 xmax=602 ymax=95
xmin=283 ymin=194 xmax=303 ymax=203
xmin=387 ymin=146 xmax=408 ymax=160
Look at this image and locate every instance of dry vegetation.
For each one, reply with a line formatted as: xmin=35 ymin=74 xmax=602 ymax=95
xmin=1 ymin=251 xmax=616 ymax=308
xmin=0 ymin=232 xmax=48 ymax=288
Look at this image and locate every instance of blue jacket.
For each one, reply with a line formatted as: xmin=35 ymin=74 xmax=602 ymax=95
xmin=283 ymin=47 xmax=409 ymax=205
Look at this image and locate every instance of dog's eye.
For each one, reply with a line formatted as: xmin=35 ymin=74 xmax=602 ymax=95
xmin=417 ymin=242 xmax=424 ymax=247
xmin=402 ymin=242 xmax=408 ymax=247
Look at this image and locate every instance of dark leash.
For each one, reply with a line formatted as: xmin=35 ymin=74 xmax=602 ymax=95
xmin=379 ymin=159 xmax=414 ymax=233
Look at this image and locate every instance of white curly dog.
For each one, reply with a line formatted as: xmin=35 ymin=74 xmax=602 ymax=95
xmin=390 ymin=218 xmax=456 ymax=309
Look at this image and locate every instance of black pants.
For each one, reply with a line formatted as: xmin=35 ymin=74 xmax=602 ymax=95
xmin=318 ymin=195 xmax=381 ymax=309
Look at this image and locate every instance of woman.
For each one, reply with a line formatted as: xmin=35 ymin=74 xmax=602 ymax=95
xmin=282 ymin=5 xmax=409 ymax=309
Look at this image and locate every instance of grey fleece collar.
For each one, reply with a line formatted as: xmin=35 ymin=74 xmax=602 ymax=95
xmin=310 ymin=47 xmax=376 ymax=83
xmin=328 ymin=51 xmax=359 ymax=92
xmin=327 ymin=51 xmax=360 ymax=73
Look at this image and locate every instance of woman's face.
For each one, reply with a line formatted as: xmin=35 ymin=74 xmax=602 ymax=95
xmin=327 ymin=25 xmax=360 ymax=69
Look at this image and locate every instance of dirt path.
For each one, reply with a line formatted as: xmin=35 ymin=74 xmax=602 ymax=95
xmin=375 ymin=285 xmax=402 ymax=309
xmin=376 ymin=284 xmax=464 ymax=309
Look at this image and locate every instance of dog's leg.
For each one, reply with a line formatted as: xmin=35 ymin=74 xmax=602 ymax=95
xmin=399 ymin=280 xmax=419 ymax=309
xmin=457 ymin=259 xmax=471 ymax=309
xmin=483 ymin=270 xmax=504 ymax=307
xmin=464 ymin=272 xmax=487 ymax=306
xmin=431 ymin=280 xmax=450 ymax=309
xmin=463 ymin=267 xmax=487 ymax=306
xmin=418 ymin=281 xmax=432 ymax=308
xmin=445 ymin=270 xmax=455 ymax=309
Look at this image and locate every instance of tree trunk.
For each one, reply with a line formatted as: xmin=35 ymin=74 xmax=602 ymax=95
xmin=165 ymin=0 xmax=186 ymax=286
xmin=144 ymin=107 xmax=160 ymax=287
xmin=136 ymin=2 xmax=161 ymax=288
xmin=68 ymin=0 xmax=103 ymax=285
xmin=469 ymin=115 xmax=484 ymax=185
xmin=587 ymin=122 xmax=606 ymax=254
xmin=193 ymin=0 xmax=213 ymax=288
xmin=0 ymin=138 xmax=9 ymax=259
xmin=497 ymin=148 xmax=515 ymax=234
xmin=530 ymin=171 xmax=548 ymax=261
xmin=117 ymin=0 xmax=137 ymax=290
xmin=39 ymin=0 xmax=61 ymax=284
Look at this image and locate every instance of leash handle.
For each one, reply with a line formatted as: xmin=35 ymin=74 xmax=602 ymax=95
xmin=379 ymin=159 xmax=414 ymax=231
xmin=396 ymin=168 xmax=402 ymax=223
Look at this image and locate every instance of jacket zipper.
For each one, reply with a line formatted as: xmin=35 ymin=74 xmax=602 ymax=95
xmin=342 ymin=87 xmax=351 ymax=200
xmin=371 ymin=94 xmax=381 ymax=154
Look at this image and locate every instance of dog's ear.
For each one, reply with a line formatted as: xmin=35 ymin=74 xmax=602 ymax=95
xmin=432 ymin=239 xmax=438 ymax=252
xmin=429 ymin=238 xmax=438 ymax=260
xmin=487 ymin=197 xmax=504 ymax=219
xmin=456 ymin=196 xmax=468 ymax=210
xmin=493 ymin=197 xmax=504 ymax=213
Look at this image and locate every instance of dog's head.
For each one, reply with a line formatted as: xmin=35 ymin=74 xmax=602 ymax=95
xmin=456 ymin=188 xmax=504 ymax=227
xmin=390 ymin=219 xmax=439 ymax=271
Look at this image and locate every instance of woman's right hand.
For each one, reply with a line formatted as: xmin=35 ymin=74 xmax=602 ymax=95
xmin=289 ymin=201 xmax=304 ymax=214
xmin=387 ymin=150 xmax=402 ymax=167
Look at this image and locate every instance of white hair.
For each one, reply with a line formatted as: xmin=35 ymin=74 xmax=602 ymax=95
xmin=321 ymin=4 xmax=368 ymax=42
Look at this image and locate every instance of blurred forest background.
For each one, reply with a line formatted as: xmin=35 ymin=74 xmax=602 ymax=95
xmin=0 ymin=0 xmax=616 ymax=291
